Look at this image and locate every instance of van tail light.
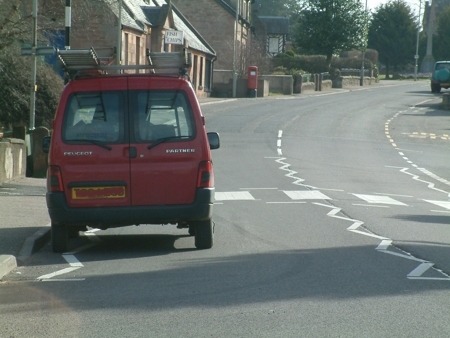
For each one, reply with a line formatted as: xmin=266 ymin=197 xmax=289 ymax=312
xmin=47 ymin=165 xmax=64 ymax=192
xmin=197 ymin=161 xmax=214 ymax=188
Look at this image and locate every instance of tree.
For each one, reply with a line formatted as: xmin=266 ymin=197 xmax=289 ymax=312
xmin=367 ymin=0 xmax=416 ymax=78
xmin=0 ymin=43 xmax=63 ymax=129
xmin=0 ymin=1 xmax=65 ymax=130
xmin=0 ymin=0 xmax=30 ymax=51
xmin=433 ymin=6 xmax=450 ymax=61
xmin=293 ymin=0 xmax=369 ymax=69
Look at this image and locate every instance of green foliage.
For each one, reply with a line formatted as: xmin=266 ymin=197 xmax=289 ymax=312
xmin=294 ymin=0 xmax=369 ymax=68
xmin=0 ymin=1 xmax=29 ymax=52
xmin=367 ymin=0 xmax=416 ymax=78
xmin=273 ymin=54 xmax=327 ymax=73
xmin=285 ymin=50 xmax=295 ymax=57
xmin=341 ymin=49 xmax=378 ymax=65
xmin=433 ymin=6 xmax=450 ymax=61
xmin=0 ymin=1 xmax=64 ymax=130
xmin=0 ymin=43 xmax=63 ymax=129
xmin=272 ymin=52 xmax=373 ymax=75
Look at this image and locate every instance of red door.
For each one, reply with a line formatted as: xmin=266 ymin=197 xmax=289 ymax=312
xmin=59 ymin=78 xmax=132 ymax=208
xmin=127 ymin=77 xmax=201 ymax=206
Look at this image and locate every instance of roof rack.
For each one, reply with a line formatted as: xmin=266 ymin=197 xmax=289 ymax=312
xmin=58 ymin=47 xmax=191 ymax=78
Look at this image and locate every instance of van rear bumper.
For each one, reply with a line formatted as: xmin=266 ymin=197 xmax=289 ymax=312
xmin=46 ymin=188 xmax=214 ymax=227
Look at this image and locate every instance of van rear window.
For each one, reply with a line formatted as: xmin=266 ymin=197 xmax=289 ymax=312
xmin=62 ymin=90 xmax=194 ymax=144
xmin=63 ymin=92 xmax=124 ymax=143
xmin=131 ymin=90 xmax=195 ymax=142
xmin=436 ymin=63 xmax=450 ymax=71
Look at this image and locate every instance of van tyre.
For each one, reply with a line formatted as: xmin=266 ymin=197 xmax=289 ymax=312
xmin=51 ymin=223 xmax=69 ymax=253
xmin=68 ymin=227 xmax=80 ymax=239
xmin=194 ymin=220 xmax=214 ymax=249
xmin=431 ymin=84 xmax=441 ymax=93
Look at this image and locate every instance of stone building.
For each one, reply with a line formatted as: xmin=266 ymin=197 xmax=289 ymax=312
xmin=25 ymin=0 xmax=217 ymax=97
xmin=171 ymin=0 xmax=254 ymax=73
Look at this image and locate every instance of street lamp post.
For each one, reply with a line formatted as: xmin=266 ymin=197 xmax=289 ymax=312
xmin=414 ymin=0 xmax=423 ymax=81
xmin=29 ymin=0 xmax=38 ymax=132
xmin=232 ymin=0 xmax=240 ymax=98
xmin=117 ymin=0 xmax=122 ymax=66
xmin=360 ymin=0 xmax=368 ymax=86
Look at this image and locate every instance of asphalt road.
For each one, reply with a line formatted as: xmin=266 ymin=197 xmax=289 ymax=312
xmin=1 ymin=81 xmax=449 ymax=337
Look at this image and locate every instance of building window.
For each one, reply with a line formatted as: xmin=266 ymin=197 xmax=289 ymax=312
xmin=124 ymin=33 xmax=129 ymax=65
xmin=193 ymin=55 xmax=198 ymax=90
xmin=136 ymin=36 xmax=140 ymax=65
xmin=268 ymin=37 xmax=279 ymax=54
xmin=205 ymin=59 xmax=212 ymax=92
xmin=199 ymin=57 xmax=204 ymax=88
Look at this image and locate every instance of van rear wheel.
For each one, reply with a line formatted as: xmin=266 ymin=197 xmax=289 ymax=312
xmin=194 ymin=220 xmax=214 ymax=249
xmin=51 ymin=223 xmax=69 ymax=253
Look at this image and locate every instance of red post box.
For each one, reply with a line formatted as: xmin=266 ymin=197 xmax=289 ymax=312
xmin=247 ymin=66 xmax=258 ymax=97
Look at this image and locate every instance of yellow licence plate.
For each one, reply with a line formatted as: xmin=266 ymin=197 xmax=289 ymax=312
xmin=72 ymin=186 xmax=126 ymax=200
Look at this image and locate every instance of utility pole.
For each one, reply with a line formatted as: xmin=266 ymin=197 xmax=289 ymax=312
xmin=65 ymin=0 xmax=71 ymax=50
xmin=117 ymin=0 xmax=122 ymax=66
xmin=232 ymin=0 xmax=240 ymax=98
xmin=414 ymin=0 xmax=423 ymax=81
xmin=29 ymin=0 xmax=38 ymax=132
xmin=21 ymin=1 xmax=56 ymax=130
xmin=360 ymin=0 xmax=368 ymax=86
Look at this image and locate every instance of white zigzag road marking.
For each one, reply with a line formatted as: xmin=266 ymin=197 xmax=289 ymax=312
xmin=37 ymin=254 xmax=83 ymax=281
xmin=314 ymin=203 xmax=387 ymax=240
xmin=36 ymin=231 xmax=101 ymax=281
xmin=399 ymin=167 xmax=449 ymax=194
xmin=276 ymin=158 xmax=307 ymax=186
xmin=312 ymin=203 xmax=450 ymax=281
xmin=276 ymin=157 xmax=342 ymax=191
xmin=276 ymin=132 xmax=450 ymax=281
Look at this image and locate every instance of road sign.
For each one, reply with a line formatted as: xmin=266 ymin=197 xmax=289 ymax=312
xmin=21 ymin=47 xmax=57 ymax=56
xmin=165 ymin=31 xmax=184 ymax=45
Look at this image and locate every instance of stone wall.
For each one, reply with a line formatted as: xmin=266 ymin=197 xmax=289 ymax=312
xmin=212 ymin=70 xmax=271 ymax=98
xmin=260 ymin=75 xmax=293 ymax=95
xmin=0 ymin=139 xmax=26 ymax=185
xmin=332 ymin=76 xmax=374 ymax=88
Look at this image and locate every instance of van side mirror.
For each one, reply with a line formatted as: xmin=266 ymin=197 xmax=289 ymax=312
xmin=207 ymin=132 xmax=220 ymax=150
xmin=42 ymin=136 xmax=51 ymax=153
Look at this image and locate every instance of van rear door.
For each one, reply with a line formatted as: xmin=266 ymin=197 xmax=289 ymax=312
xmin=60 ymin=78 xmax=131 ymax=208
xmin=128 ymin=78 xmax=201 ymax=206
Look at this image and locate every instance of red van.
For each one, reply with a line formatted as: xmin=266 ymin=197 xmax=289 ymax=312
xmin=43 ymin=49 xmax=220 ymax=252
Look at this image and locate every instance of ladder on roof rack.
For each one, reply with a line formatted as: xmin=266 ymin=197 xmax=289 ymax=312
xmin=58 ymin=47 xmax=191 ymax=74
xmin=58 ymin=48 xmax=100 ymax=69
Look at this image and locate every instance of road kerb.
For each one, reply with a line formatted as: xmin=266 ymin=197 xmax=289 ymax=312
xmin=0 ymin=255 xmax=17 ymax=280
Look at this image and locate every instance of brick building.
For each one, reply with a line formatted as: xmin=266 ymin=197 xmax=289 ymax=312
xmin=28 ymin=0 xmax=217 ymax=97
xmin=171 ymin=0 xmax=254 ymax=72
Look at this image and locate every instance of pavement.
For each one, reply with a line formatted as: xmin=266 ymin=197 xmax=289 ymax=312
xmin=0 ymin=81 xmax=429 ymax=280
xmin=0 ymin=177 xmax=50 ymax=279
